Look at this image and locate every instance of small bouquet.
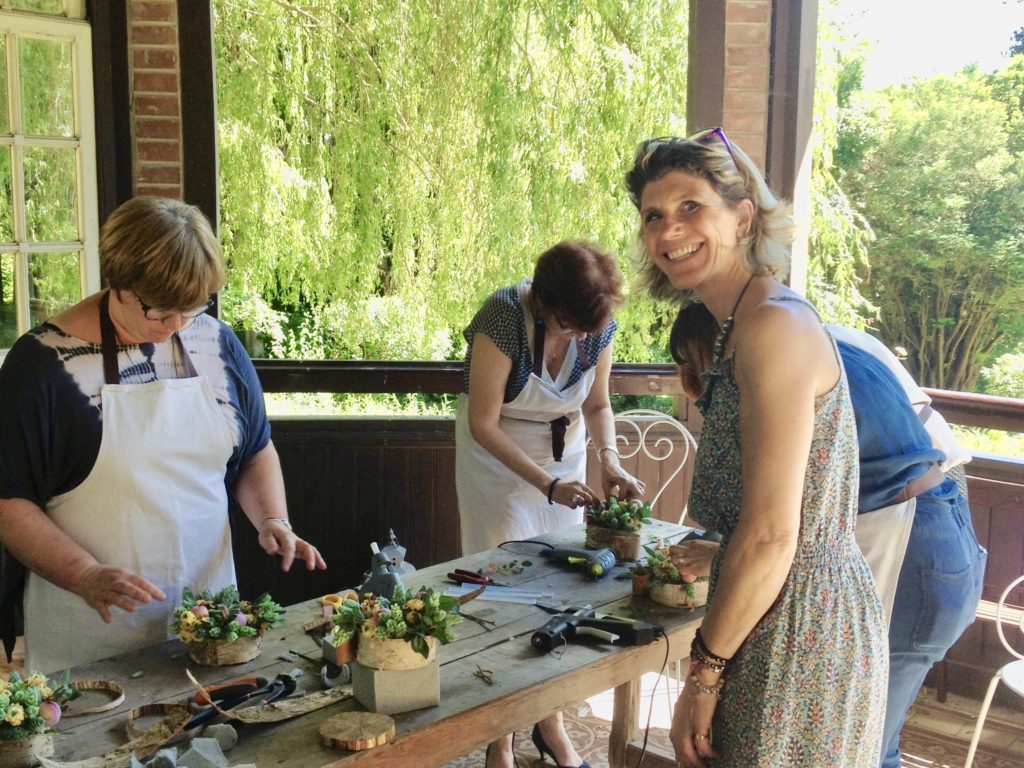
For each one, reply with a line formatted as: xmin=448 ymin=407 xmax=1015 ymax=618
xmin=0 ymin=670 xmax=77 ymax=741
xmin=585 ymin=496 xmax=652 ymax=532
xmin=643 ymin=544 xmax=709 ymax=608
xmin=170 ymin=585 xmax=282 ymax=643
xmin=330 ymin=584 xmax=462 ymax=660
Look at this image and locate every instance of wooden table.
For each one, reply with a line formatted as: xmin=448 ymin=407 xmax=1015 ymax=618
xmin=49 ymin=520 xmax=701 ymax=767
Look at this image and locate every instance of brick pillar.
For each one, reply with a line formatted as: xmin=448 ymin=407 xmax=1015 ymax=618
xmin=723 ymin=0 xmax=771 ymax=171
xmin=128 ymin=0 xmax=183 ymax=199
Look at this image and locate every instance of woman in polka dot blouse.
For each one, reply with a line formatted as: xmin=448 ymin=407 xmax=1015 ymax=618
xmin=456 ymin=240 xmax=645 ymax=768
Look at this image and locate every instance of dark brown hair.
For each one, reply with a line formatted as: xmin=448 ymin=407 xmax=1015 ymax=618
xmin=531 ymin=241 xmax=625 ymax=332
xmin=669 ymin=301 xmax=719 ymax=401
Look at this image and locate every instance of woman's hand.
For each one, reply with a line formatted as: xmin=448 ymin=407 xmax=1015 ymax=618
xmin=76 ymin=564 xmax=167 ymax=624
xmin=258 ymin=521 xmax=327 ymax=571
xmin=550 ymin=479 xmax=599 ymax=509
xmin=601 ymin=463 xmax=646 ymax=502
xmin=669 ymin=539 xmax=720 ymax=579
xmin=670 ymin=670 xmax=722 ymax=767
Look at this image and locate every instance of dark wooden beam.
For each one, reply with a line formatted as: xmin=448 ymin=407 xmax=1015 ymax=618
xmin=88 ymin=0 xmax=133 ymax=223
xmin=177 ymin=0 xmax=219 ymax=231
xmin=687 ymin=0 xmax=727 ymax=133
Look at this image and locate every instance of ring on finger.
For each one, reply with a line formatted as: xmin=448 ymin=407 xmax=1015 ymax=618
xmin=694 ymin=733 xmax=708 ymax=742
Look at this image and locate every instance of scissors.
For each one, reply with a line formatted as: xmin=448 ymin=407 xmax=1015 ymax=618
xmin=446 ymin=569 xmax=507 ymax=587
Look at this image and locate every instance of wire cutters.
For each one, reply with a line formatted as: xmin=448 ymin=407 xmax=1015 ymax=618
xmin=446 ymin=569 xmax=504 ymax=586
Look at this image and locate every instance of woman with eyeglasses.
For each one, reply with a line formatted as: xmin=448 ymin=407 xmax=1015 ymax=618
xmin=624 ymin=133 xmax=887 ymax=767
xmin=0 ymin=196 xmax=326 ymax=674
xmin=456 ymin=240 xmax=644 ymax=768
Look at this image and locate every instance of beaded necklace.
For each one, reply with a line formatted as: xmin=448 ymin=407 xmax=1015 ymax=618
xmin=711 ymin=274 xmax=755 ymax=365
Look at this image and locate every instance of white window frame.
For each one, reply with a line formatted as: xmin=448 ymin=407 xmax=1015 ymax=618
xmin=0 ymin=8 xmax=98 ymax=349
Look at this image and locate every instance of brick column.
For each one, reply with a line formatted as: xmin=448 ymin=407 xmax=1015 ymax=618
xmin=723 ymin=1 xmax=771 ymax=171
xmin=128 ymin=0 xmax=183 ymax=199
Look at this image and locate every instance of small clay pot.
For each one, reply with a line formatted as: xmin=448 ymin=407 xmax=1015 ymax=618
xmin=0 ymin=732 xmax=55 ymax=768
xmin=631 ymin=572 xmax=651 ymax=595
xmin=323 ymin=636 xmax=356 ymax=665
xmin=187 ymin=634 xmax=262 ymax=666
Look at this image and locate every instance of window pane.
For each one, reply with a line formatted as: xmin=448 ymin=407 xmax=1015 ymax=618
xmin=0 ymin=38 xmax=8 ymax=134
xmin=0 ymin=252 xmax=14 ymax=348
xmin=0 ymin=148 xmax=11 ymax=242
xmin=19 ymin=37 xmax=74 ymax=137
xmin=28 ymin=251 xmax=79 ymax=326
xmin=24 ymin=146 xmax=78 ymax=241
xmin=10 ymin=1 xmax=65 ymax=18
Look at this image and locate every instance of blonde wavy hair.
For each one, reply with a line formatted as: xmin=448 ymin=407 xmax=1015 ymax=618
xmin=624 ymin=133 xmax=794 ymax=303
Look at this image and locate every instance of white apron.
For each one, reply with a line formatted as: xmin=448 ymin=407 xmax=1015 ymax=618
xmin=25 ymin=293 xmax=235 ymax=673
xmin=854 ymin=497 xmax=916 ymax=627
xmin=457 ymin=282 xmax=598 ymax=555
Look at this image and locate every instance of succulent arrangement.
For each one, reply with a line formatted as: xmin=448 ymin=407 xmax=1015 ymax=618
xmin=170 ymin=585 xmax=283 ymax=643
xmin=0 ymin=671 xmax=77 ymax=741
xmin=642 ymin=544 xmax=706 ymax=597
xmin=586 ymin=496 xmax=653 ymax=532
xmin=329 ymin=584 xmax=462 ymax=659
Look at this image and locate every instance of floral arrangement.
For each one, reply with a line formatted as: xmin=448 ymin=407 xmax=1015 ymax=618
xmin=329 ymin=584 xmax=462 ymax=659
xmin=642 ymin=544 xmax=707 ymax=598
xmin=586 ymin=497 xmax=652 ymax=532
xmin=170 ymin=585 xmax=283 ymax=643
xmin=0 ymin=671 xmax=77 ymax=741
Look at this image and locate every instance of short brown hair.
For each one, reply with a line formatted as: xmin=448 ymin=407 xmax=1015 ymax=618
xmin=100 ymin=197 xmax=225 ymax=310
xmin=532 ymin=241 xmax=625 ymax=332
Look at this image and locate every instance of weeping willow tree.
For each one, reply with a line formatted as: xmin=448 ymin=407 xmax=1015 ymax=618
xmin=213 ymin=0 xmax=690 ymax=364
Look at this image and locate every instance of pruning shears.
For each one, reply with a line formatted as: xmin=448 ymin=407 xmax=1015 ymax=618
xmin=446 ymin=569 xmax=507 ymax=587
xmin=186 ymin=673 xmax=297 ymax=729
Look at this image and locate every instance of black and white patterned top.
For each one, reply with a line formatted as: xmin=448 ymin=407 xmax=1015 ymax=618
xmin=461 ymin=281 xmax=617 ymax=402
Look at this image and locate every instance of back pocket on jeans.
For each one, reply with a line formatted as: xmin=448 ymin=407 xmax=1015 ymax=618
xmin=912 ymin=564 xmax=977 ymax=654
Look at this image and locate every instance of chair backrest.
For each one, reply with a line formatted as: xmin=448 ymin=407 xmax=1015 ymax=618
xmin=603 ymin=409 xmax=698 ymax=523
xmin=996 ymin=574 xmax=1024 ymax=661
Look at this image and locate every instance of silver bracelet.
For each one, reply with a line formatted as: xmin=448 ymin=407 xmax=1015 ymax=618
xmin=688 ymin=673 xmax=725 ymax=700
xmin=598 ymin=446 xmax=619 ymax=459
xmin=260 ymin=517 xmax=292 ymax=532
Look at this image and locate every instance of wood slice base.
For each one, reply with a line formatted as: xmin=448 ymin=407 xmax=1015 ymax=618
xmin=319 ymin=712 xmax=395 ymax=751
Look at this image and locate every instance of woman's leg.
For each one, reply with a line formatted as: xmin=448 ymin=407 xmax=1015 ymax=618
xmin=535 ymin=711 xmax=584 ymax=766
xmin=485 ymin=733 xmax=514 ymax=768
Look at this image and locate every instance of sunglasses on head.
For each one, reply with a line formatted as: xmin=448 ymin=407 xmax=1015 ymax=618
xmin=643 ymin=127 xmax=741 ymax=173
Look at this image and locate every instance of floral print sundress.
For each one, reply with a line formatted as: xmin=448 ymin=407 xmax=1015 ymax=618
xmin=691 ymin=323 xmax=888 ymax=767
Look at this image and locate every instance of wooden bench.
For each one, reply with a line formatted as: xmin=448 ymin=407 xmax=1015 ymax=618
xmin=936 ymin=598 xmax=1024 ymax=703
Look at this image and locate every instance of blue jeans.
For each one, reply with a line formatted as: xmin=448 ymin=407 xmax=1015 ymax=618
xmin=880 ymin=479 xmax=987 ymax=768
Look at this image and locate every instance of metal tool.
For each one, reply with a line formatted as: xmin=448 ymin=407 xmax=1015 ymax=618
xmin=358 ymin=541 xmax=406 ymax=598
xmin=186 ymin=673 xmax=297 ymax=729
xmin=530 ymin=606 xmax=663 ymax=653
xmin=446 ymin=569 xmax=508 ymax=587
xmin=541 ymin=546 xmax=617 ymax=579
xmin=192 ymin=676 xmax=267 ymax=706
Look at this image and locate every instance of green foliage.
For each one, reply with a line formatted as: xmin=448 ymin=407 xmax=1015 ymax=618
xmin=330 ymin=585 xmax=462 ymax=657
xmin=835 ymin=65 xmax=1024 ymax=390
xmin=213 ymin=0 xmax=684 ymax=365
xmin=979 ymin=348 xmax=1024 ymax=399
xmin=0 ymin=670 xmax=76 ymax=740
xmin=170 ymin=586 xmax=283 ymax=643
xmin=586 ymin=496 xmax=652 ymax=531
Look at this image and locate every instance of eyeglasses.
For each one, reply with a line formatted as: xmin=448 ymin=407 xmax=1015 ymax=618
xmin=135 ymin=293 xmax=213 ymax=323
xmin=643 ymin=127 xmax=741 ymax=174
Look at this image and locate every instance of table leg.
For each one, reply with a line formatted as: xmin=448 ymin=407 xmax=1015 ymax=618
xmin=609 ymin=677 xmax=641 ymax=768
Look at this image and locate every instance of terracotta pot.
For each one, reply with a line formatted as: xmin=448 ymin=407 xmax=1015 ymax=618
xmin=0 ymin=732 xmax=55 ymax=768
xmin=649 ymin=579 xmax=709 ymax=609
xmin=323 ymin=635 xmax=356 ymax=666
xmin=356 ymin=635 xmax=436 ymax=670
xmin=187 ymin=634 xmax=262 ymax=666
xmin=585 ymin=524 xmax=641 ymax=560
xmin=631 ymin=572 xmax=651 ymax=595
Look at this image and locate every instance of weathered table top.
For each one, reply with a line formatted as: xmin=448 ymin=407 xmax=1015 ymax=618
xmin=47 ymin=520 xmax=702 ymax=767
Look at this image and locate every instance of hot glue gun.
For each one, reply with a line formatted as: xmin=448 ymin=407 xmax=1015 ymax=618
xmin=541 ymin=546 xmax=616 ymax=579
xmin=531 ymin=606 xmax=663 ymax=653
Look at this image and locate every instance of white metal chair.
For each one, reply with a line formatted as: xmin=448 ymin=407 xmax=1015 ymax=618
xmin=963 ymin=574 xmax=1024 ymax=768
xmin=609 ymin=409 xmax=698 ymax=523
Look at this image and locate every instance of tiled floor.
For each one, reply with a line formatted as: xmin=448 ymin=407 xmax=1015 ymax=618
xmin=4 ymin=638 xmax=1022 ymax=767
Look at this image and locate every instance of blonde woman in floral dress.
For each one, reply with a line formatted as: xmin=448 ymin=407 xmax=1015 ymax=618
xmin=624 ymin=132 xmax=887 ymax=767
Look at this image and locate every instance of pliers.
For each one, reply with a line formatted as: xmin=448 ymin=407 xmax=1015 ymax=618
xmin=446 ymin=569 xmax=506 ymax=587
